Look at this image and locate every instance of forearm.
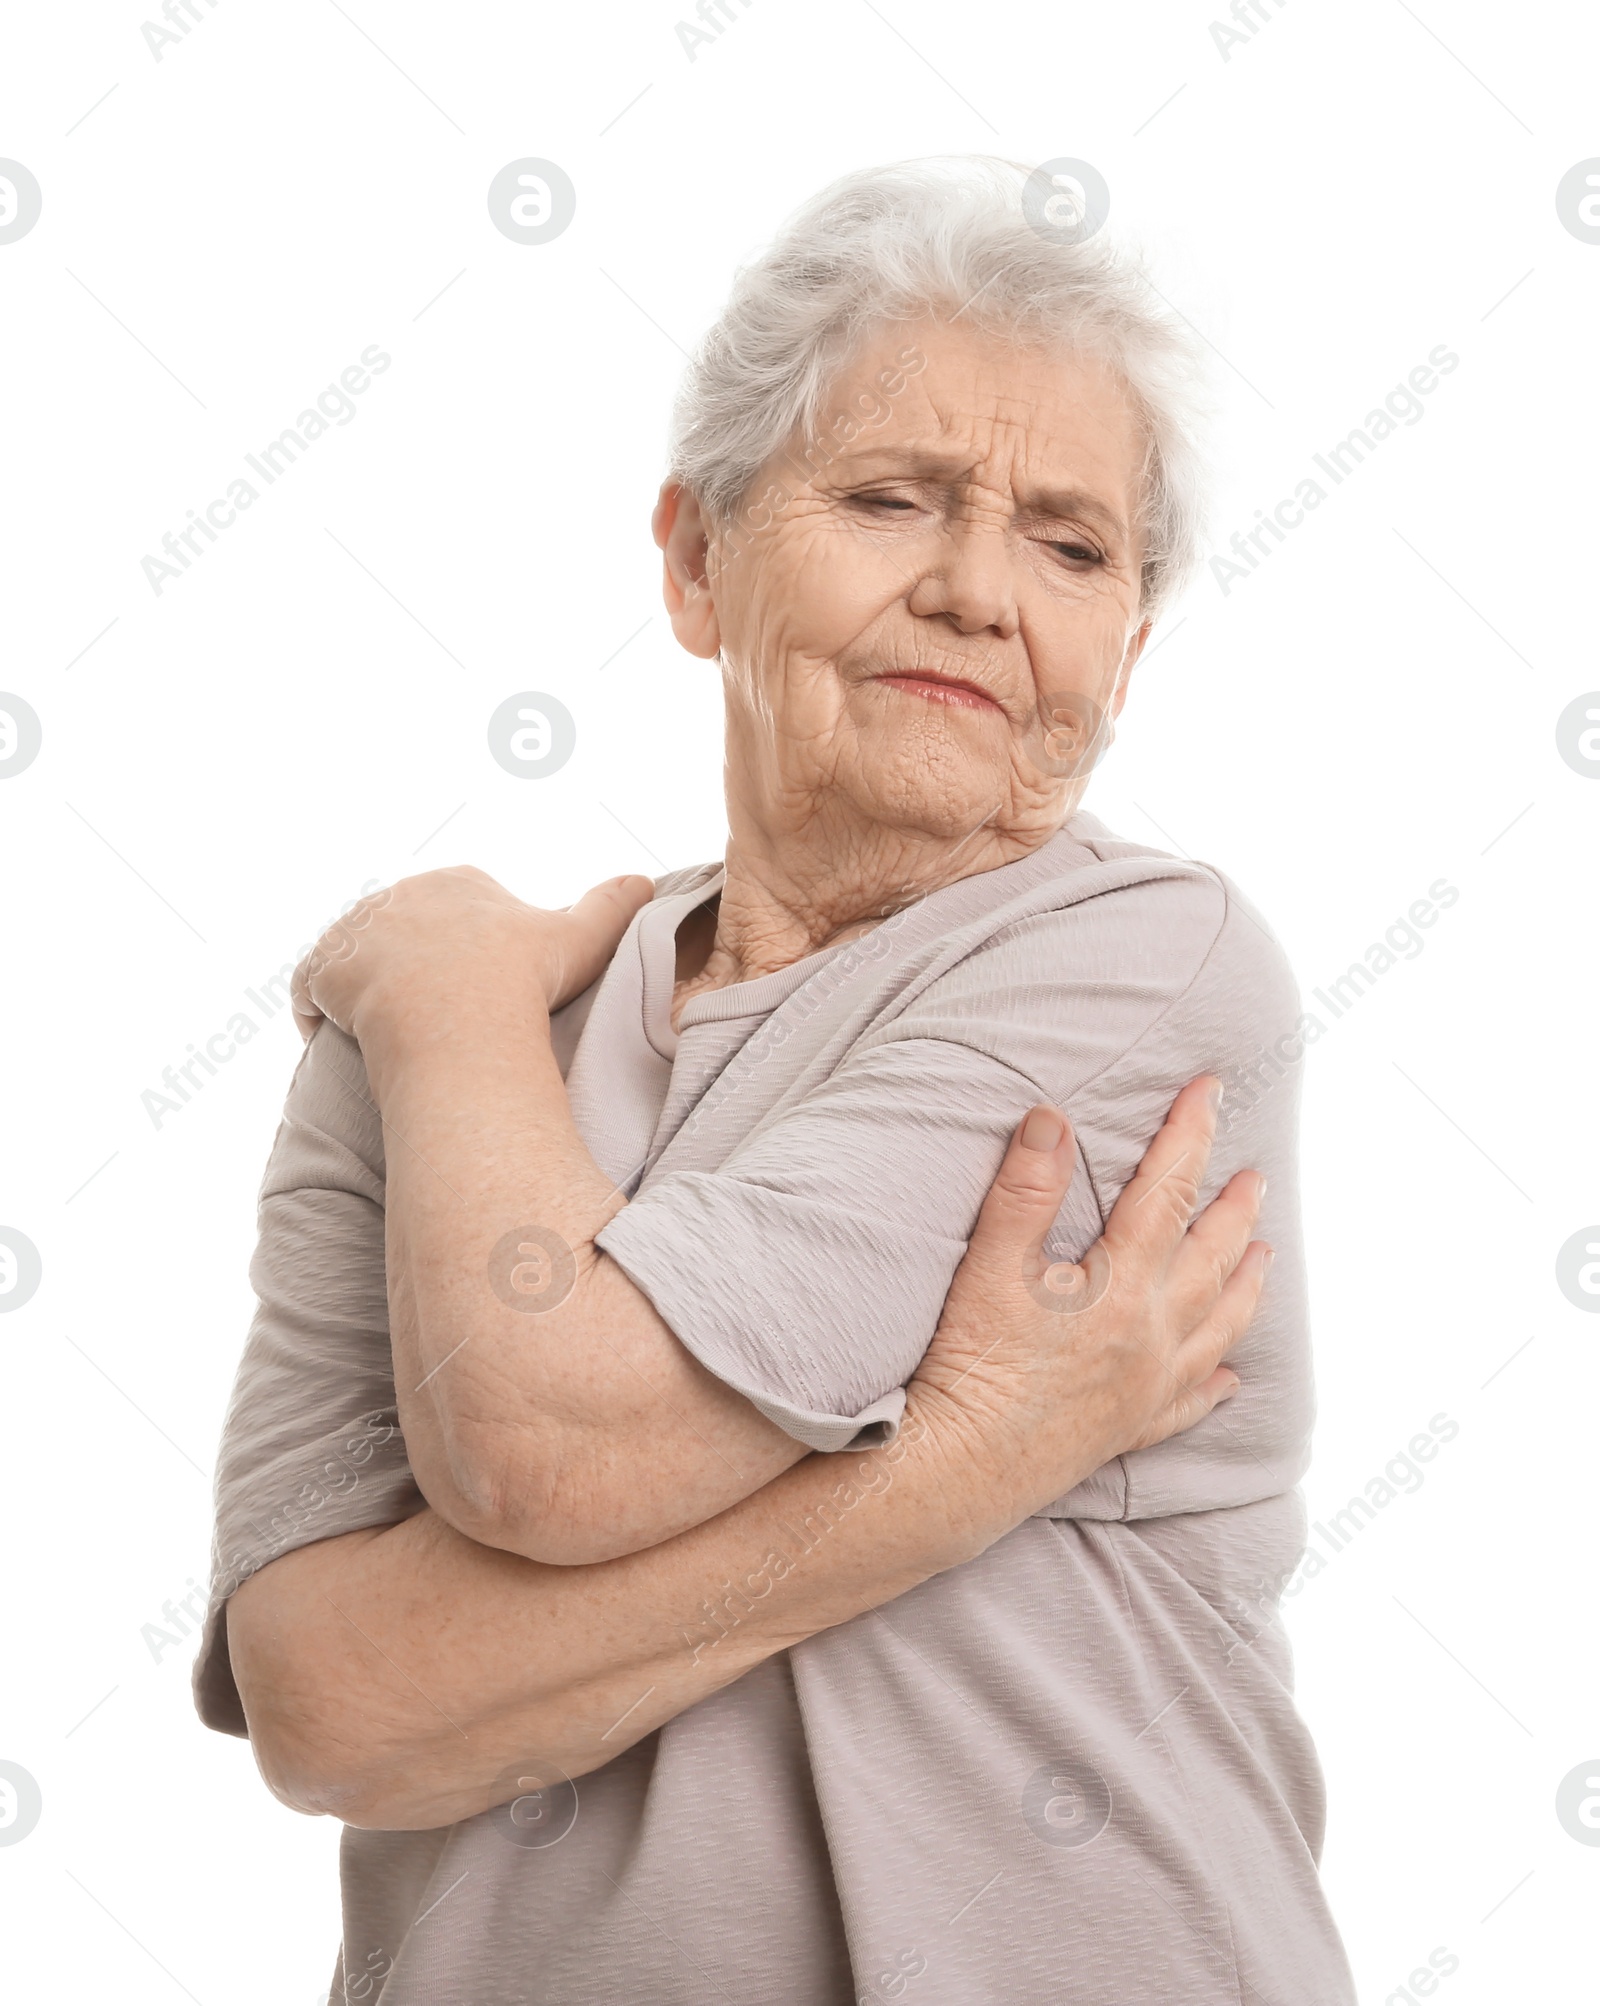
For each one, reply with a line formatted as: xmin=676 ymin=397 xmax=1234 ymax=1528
xmin=231 ymin=1397 xmax=993 ymax=1832
xmin=230 ymin=1076 xmax=1258 ymax=1833
xmin=365 ymin=988 xmax=804 ymax=1559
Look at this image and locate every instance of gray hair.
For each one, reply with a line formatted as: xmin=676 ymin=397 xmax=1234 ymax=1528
xmin=668 ymin=155 xmax=1214 ymax=624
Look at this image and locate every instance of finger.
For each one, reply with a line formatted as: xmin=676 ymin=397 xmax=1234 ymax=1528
xmin=289 ymin=912 xmax=362 ymax=1042
xmin=1137 ymin=1356 xmax=1247 ymax=1451
xmin=548 ymin=876 xmax=656 ymax=1006
xmin=1196 ymin=1364 xmax=1242 ymax=1405
xmin=1169 ymin=1241 xmax=1271 ymax=1390
xmin=567 ymin=875 xmax=656 ymax=932
xmin=1164 ymin=1169 xmax=1265 ymax=1328
xmin=596 ymin=873 xmax=658 ymax=910
xmin=1127 ymin=1244 xmax=1261 ymax=1454
xmin=1101 ymin=1075 xmax=1220 ymax=1275
xmin=1180 ymin=1363 xmax=1245 ymax=1417
xmin=289 ymin=953 xmax=325 ymax=1044
xmin=955 ymin=1106 xmax=1077 ymax=1289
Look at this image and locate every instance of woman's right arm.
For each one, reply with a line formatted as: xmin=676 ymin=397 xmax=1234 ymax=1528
xmin=229 ymin=1082 xmax=1265 ymax=1831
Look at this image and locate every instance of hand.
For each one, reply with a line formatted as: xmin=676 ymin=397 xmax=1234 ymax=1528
xmin=289 ymin=866 xmax=657 ymax=1044
xmin=908 ymin=1076 xmax=1267 ymax=1544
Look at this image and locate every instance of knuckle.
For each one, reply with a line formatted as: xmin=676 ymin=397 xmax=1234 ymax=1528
xmin=995 ymin=1155 xmax=1066 ymax=1206
xmin=975 ymin=1188 xmax=1044 ymax=1246
xmin=998 ymin=1131 xmax=1073 ymax=1198
xmin=1138 ymin=1178 xmax=1194 ymax=1246
xmin=1208 ymin=1236 xmax=1242 ymax=1294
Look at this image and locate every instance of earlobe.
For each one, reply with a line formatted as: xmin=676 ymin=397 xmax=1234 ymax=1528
xmin=662 ymin=555 xmax=723 ymax=660
xmin=1110 ymin=619 xmax=1152 ymax=718
xmin=678 ymin=602 xmax=723 ymax=661
xmin=655 ymin=482 xmax=723 ymax=660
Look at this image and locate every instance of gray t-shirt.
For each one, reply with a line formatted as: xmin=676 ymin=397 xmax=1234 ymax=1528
xmin=195 ymin=812 xmax=1355 ymax=2005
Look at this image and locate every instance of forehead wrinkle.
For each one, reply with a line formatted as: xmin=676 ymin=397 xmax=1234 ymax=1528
xmin=849 ymin=367 xmax=1132 ymax=494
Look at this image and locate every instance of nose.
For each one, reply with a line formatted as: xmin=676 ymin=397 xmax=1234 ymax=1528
xmin=906 ymin=514 xmax=1020 ymax=640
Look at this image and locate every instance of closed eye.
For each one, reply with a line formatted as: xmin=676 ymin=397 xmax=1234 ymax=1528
xmin=1048 ymin=538 xmax=1104 ymax=566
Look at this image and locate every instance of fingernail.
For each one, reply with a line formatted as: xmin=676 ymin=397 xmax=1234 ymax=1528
xmin=1021 ymin=1107 xmax=1065 ymax=1153
xmin=1220 ymin=1374 xmax=1241 ymax=1400
xmin=1260 ymin=1246 xmax=1275 ymax=1274
xmin=1207 ymin=1078 xmax=1224 ymax=1113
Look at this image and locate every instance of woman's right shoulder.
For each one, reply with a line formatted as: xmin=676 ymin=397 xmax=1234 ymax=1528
xmin=259 ymin=1023 xmax=385 ymax=1204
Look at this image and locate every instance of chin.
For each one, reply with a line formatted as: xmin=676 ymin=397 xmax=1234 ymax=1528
xmin=843 ymin=759 xmax=1007 ymax=842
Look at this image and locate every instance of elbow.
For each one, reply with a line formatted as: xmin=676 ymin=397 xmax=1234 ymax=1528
xmin=248 ymin=1715 xmax=365 ymax=1823
xmin=510 ymin=1520 xmax=660 ymax=1567
xmin=239 ymin=1679 xmax=574 ymax=1835
xmin=240 ymin=1691 xmax=457 ymax=1832
xmin=417 ymin=1420 xmax=563 ymax=1559
xmin=423 ymin=1425 xmax=656 ymax=1567
xmin=437 ymin=1487 xmax=654 ymax=1568
xmin=228 ymin=1591 xmax=424 ymax=1828
xmin=233 ymin=1667 xmax=378 ymax=1823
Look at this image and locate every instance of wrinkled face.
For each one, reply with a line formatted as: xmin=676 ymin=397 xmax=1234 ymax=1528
xmin=660 ymin=318 xmax=1153 ymax=853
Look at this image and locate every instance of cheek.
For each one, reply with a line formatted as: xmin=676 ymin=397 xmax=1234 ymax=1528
xmin=735 ymin=517 xmax=891 ymax=663
xmin=789 ymin=518 xmax=898 ymax=635
xmin=1022 ymin=599 xmax=1137 ymax=710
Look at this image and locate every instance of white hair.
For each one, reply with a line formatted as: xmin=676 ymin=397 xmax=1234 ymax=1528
xmin=668 ymin=155 xmax=1214 ymax=623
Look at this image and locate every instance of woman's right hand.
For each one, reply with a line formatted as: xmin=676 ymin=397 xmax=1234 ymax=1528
xmin=908 ymin=1076 xmax=1269 ymax=1549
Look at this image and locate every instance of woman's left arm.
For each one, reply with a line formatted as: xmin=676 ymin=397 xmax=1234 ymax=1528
xmin=297 ymin=867 xmax=815 ymax=1567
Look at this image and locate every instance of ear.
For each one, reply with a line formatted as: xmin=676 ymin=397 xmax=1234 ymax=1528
xmin=1109 ymin=618 xmax=1152 ymax=720
xmin=652 ymin=482 xmax=722 ymax=660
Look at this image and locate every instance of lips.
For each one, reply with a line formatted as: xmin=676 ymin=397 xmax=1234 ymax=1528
xmin=872 ymin=671 xmax=1002 ymax=712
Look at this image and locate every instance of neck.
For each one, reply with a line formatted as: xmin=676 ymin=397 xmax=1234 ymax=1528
xmin=684 ymin=794 xmax=1060 ymax=997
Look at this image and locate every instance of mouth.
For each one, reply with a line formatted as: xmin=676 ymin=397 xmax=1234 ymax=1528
xmin=871 ymin=670 xmax=1003 ymax=713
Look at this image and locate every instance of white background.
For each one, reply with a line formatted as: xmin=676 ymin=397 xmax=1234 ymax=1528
xmin=1 ymin=1 xmax=1597 ymax=2000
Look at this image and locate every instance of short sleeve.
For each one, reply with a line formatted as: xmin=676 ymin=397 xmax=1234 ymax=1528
xmin=596 ymin=872 xmax=1234 ymax=1454
xmin=193 ymin=1023 xmax=421 ymax=1737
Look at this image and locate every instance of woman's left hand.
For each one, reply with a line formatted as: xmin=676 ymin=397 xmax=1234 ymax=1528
xmin=289 ymin=866 xmax=656 ymax=1044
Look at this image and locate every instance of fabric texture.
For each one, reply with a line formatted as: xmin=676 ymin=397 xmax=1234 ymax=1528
xmin=195 ymin=811 xmax=1355 ymax=2005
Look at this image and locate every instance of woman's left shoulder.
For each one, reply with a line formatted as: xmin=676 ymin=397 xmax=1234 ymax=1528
xmin=1043 ymin=815 xmax=1296 ymax=990
xmin=997 ymin=824 xmax=1311 ymax=1136
xmin=947 ymin=820 xmax=1303 ymax=1064
xmin=895 ymin=819 xmax=1302 ymax=1074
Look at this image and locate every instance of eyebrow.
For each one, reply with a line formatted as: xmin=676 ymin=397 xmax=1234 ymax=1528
xmin=829 ymin=446 xmax=1131 ymax=543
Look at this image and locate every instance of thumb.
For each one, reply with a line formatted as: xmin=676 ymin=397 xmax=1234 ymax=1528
xmin=962 ymin=1107 xmax=1076 ymax=1278
xmin=568 ymin=874 xmax=656 ymax=928
xmin=547 ymin=876 xmax=656 ymax=1007
xmin=288 ymin=956 xmax=325 ymax=1044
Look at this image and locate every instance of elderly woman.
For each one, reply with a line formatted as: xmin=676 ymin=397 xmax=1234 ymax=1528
xmin=196 ymin=158 xmax=1354 ymax=2004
